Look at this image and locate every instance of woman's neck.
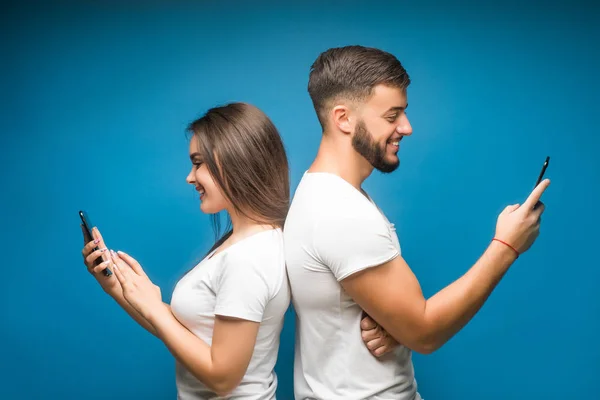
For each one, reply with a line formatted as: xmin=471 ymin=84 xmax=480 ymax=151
xmin=209 ymin=210 xmax=276 ymax=258
xmin=227 ymin=208 xmax=276 ymax=242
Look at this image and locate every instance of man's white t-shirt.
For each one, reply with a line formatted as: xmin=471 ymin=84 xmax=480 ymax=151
xmin=284 ymin=172 xmax=421 ymax=400
xmin=170 ymin=228 xmax=290 ymax=400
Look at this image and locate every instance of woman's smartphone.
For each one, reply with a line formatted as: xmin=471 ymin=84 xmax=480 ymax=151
xmin=534 ymin=156 xmax=550 ymax=188
xmin=79 ymin=210 xmax=112 ymax=276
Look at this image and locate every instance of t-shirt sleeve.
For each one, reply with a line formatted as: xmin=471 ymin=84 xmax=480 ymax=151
xmin=213 ymin=252 xmax=271 ymax=323
xmin=313 ymin=212 xmax=400 ymax=281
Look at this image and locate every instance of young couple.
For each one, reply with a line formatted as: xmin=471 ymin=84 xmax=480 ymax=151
xmin=80 ymin=45 xmax=550 ymax=400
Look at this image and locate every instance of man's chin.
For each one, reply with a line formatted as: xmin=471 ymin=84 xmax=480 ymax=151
xmin=374 ymin=159 xmax=400 ymax=174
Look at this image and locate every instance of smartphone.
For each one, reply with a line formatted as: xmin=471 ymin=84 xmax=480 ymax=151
xmin=79 ymin=210 xmax=112 ymax=276
xmin=534 ymin=156 xmax=550 ymax=188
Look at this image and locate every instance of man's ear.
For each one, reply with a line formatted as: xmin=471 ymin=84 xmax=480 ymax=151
xmin=332 ymin=105 xmax=354 ymax=134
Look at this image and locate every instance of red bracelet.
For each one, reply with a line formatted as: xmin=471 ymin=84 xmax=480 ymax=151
xmin=492 ymin=238 xmax=519 ymax=258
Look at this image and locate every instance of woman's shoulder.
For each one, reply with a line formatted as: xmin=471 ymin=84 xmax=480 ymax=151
xmin=221 ymin=228 xmax=284 ymax=269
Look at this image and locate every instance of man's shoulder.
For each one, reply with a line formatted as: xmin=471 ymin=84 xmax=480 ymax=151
xmin=290 ymin=172 xmax=376 ymax=215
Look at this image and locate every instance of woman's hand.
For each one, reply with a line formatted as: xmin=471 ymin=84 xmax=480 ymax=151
xmin=111 ymin=250 xmax=166 ymax=323
xmin=80 ymin=226 xmax=121 ymax=297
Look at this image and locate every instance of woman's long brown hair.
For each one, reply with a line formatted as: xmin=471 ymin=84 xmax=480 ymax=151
xmin=187 ymin=102 xmax=290 ymax=256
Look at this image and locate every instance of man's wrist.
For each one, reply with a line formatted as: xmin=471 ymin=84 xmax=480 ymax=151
xmin=489 ymin=238 xmax=519 ymax=264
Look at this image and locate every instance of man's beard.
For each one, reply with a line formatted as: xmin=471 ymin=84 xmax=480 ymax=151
xmin=351 ymin=119 xmax=399 ymax=173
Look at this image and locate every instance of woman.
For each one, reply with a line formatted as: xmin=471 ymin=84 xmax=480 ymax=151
xmin=81 ymin=102 xmax=290 ymax=399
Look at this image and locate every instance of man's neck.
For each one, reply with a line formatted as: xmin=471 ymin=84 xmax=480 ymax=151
xmin=307 ymin=134 xmax=373 ymax=190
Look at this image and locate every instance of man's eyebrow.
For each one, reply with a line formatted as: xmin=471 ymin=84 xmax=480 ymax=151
xmin=385 ymin=104 xmax=408 ymax=113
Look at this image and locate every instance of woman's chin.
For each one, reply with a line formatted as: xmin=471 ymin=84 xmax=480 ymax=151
xmin=199 ymin=202 xmax=212 ymax=213
xmin=199 ymin=201 xmax=223 ymax=215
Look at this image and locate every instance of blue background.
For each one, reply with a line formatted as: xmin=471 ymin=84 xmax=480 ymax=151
xmin=2 ymin=0 xmax=598 ymax=399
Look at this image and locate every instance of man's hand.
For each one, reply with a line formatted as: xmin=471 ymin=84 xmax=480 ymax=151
xmin=344 ymin=179 xmax=551 ymax=354
xmin=360 ymin=313 xmax=399 ymax=357
xmin=494 ymin=179 xmax=550 ymax=255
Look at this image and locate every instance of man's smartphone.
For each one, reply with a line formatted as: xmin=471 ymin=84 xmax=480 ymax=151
xmin=534 ymin=156 xmax=550 ymax=188
xmin=79 ymin=210 xmax=112 ymax=276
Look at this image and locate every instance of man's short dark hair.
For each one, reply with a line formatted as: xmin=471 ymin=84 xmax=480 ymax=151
xmin=308 ymin=45 xmax=411 ymax=130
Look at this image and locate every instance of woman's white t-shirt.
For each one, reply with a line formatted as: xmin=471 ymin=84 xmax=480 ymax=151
xmin=170 ymin=228 xmax=290 ymax=399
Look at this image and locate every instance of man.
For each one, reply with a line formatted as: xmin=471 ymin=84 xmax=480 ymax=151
xmin=283 ymin=45 xmax=549 ymax=400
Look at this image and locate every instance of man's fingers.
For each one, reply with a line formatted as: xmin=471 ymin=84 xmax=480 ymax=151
xmin=374 ymin=347 xmax=391 ymax=357
xmin=372 ymin=335 xmax=400 ymax=357
xmin=368 ymin=337 xmax=395 ymax=357
xmin=374 ymin=345 xmax=393 ymax=357
xmin=360 ymin=315 xmax=378 ymax=330
xmin=523 ymin=179 xmax=550 ymax=211
xmin=533 ymin=201 xmax=545 ymax=216
xmin=505 ymin=204 xmax=520 ymax=214
xmin=367 ymin=337 xmax=385 ymax=352
xmin=361 ymin=328 xmax=380 ymax=343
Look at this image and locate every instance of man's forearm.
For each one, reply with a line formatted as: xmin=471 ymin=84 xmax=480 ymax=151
xmin=419 ymin=240 xmax=517 ymax=352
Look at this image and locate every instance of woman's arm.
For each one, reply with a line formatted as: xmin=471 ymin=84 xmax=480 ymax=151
xmin=149 ymin=305 xmax=260 ymax=396
xmin=111 ymin=251 xmax=262 ymax=397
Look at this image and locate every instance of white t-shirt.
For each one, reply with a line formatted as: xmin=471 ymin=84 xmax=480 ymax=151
xmin=170 ymin=228 xmax=290 ymax=400
xmin=284 ymin=172 xmax=421 ymax=400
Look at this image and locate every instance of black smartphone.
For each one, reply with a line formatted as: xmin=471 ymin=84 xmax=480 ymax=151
xmin=79 ymin=210 xmax=112 ymax=276
xmin=534 ymin=156 xmax=550 ymax=188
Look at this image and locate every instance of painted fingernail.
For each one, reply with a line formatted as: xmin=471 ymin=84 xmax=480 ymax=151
xmin=99 ymin=248 xmax=107 ymax=252
xmin=93 ymin=239 xmax=100 ymax=244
